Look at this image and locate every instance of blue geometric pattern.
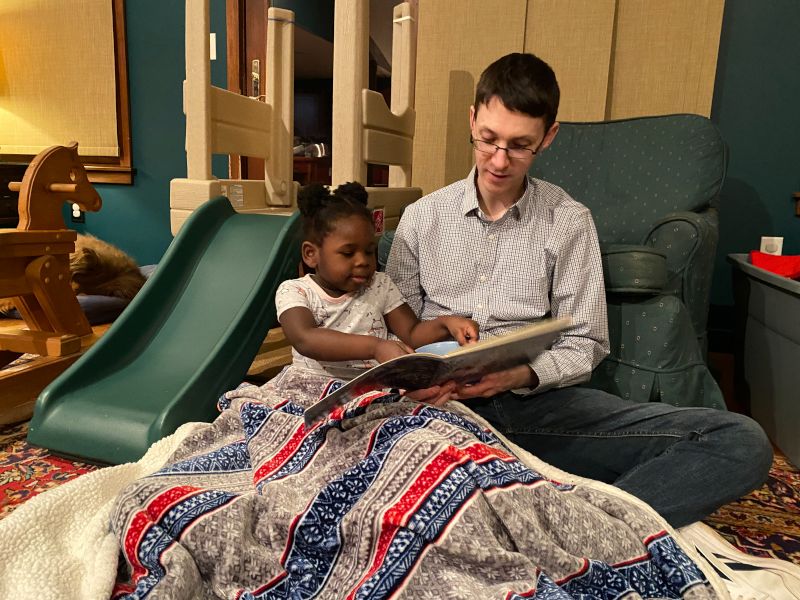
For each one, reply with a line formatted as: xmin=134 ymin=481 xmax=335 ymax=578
xmin=548 ymin=535 xmax=708 ymax=599
xmin=417 ymin=405 xmax=515 ymax=451
xmin=154 ymin=440 xmax=251 ymax=475
xmin=240 ymin=401 xmax=275 ymax=439
xmin=254 ymin=425 xmax=328 ymax=492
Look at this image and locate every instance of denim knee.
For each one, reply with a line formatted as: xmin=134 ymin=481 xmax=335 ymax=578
xmin=717 ymin=412 xmax=773 ymax=494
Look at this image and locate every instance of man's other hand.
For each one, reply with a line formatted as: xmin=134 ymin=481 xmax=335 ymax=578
xmin=404 ymin=381 xmax=457 ymax=406
xmin=452 ymin=365 xmax=538 ymax=399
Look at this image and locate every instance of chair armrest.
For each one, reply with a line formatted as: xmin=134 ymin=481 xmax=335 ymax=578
xmin=600 ymin=244 xmax=667 ymax=295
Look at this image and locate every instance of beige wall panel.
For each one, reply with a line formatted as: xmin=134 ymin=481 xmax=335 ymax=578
xmin=0 ymin=0 xmax=118 ymax=156
xmin=524 ymin=0 xmax=616 ymax=122
xmin=608 ymin=0 xmax=724 ymax=119
xmin=412 ymin=0 xmax=527 ymax=196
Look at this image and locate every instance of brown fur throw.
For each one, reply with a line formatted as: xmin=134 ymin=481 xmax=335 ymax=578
xmin=0 ymin=234 xmax=146 ymax=314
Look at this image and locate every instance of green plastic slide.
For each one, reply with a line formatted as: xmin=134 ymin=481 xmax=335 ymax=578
xmin=27 ymin=196 xmax=301 ymax=465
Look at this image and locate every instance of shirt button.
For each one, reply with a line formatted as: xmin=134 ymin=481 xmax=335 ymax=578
xmin=477 ymin=304 xmax=483 ymax=309
xmin=479 ymin=275 xmax=486 ymax=282
xmin=488 ymin=234 xmax=495 ymax=240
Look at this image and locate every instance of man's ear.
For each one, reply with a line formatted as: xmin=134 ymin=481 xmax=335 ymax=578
xmin=469 ymin=105 xmax=476 ymax=131
xmin=540 ymin=121 xmax=560 ymax=151
xmin=301 ymin=241 xmax=319 ymax=269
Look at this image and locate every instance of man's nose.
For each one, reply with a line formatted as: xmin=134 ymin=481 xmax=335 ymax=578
xmin=491 ymin=147 xmax=510 ymax=168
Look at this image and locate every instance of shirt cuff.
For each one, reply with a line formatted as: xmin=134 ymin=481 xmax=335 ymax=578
xmin=514 ymin=353 xmax=560 ymax=395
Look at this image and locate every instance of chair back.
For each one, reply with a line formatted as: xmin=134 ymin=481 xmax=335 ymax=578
xmin=531 ymin=114 xmax=727 ymax=245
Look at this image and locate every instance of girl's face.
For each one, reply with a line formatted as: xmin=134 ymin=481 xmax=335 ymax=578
xmin=302 ymin=215 xmax=377 ymax=296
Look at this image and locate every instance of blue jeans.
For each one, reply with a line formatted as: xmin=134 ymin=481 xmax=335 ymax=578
xmin=469 ymin=386 xmax=773 ymax=528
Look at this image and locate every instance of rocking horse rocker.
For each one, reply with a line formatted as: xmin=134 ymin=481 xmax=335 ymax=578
xmin=0 ymin=142 xmax=102 ymax=368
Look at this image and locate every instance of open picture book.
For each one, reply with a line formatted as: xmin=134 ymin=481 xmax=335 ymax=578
xmin=304 ymin=316 xmax=572 ymax=426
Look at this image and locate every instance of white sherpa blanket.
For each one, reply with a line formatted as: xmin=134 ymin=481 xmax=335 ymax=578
xmin=0 ymin=421 xmax=207 ymax=600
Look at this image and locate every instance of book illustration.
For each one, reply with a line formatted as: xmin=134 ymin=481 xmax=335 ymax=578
xmin=304 ymin=317 xmax=572 ymax=426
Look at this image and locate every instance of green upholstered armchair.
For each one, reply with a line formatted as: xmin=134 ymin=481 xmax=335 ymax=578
xmin=530 ymin=114 xmax=727 ymax=409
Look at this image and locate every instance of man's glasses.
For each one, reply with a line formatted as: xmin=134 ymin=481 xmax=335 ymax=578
xmin=470 ymin=136 xmax=539 ymax=160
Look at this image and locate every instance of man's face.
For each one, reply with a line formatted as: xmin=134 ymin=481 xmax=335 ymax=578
xmin=469 ymin=97 xmax=558 ymax=204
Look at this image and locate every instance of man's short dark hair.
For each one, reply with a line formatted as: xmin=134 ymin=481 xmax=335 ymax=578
xmin=474 ymin=53 xmax=560 ymax=131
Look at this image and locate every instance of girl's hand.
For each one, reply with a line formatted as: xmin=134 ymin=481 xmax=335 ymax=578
xmin=441 ymin=316 xmax=479 ymax=346
xmin=374 ymin=339 xmax=414 ymax=363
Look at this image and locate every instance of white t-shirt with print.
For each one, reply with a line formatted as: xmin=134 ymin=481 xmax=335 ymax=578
xmin=275 ymin=272 xmax=406 ymax=379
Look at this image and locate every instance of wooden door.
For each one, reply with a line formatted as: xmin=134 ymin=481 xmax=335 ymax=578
xmin=226 ymin=0 xmax=269 ymax=179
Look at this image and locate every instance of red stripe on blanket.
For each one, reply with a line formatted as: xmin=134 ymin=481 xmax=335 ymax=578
xmin=643 ymin=529 xmax=668 ymax=546
xmin=123 ymin=485 xmax=201 ymax=580
xmin=556 ymin=558 xmax=590 ymax=585
xmin=330 ymin=390 xmax=386 ymax=424
xmin=605 ymin=529 xmax=667 ymax=568
xmin=611 ymin=550 xmax=652 ymax=568
xmin=111 ymin=583 xmax=136 ymax=598
xmin=462 ymin=443 xmax=516 ymax=462
xmin=253 ymin=422 xmax=308 ymax=484
xmin=346 ymin=443 xmax=490 ymax=599
xmin=330 ymin=407 xmax=346 ymax=422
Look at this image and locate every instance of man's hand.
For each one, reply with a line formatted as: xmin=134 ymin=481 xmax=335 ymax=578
xmin=374 ymin=339 xmax=414 ymax=363
xmin=404 ymin=381 xmax=457 ymax=406
xmin=452 ymin=364 xmax=538 ymax=399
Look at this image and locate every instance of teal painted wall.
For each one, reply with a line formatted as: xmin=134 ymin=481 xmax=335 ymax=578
xmin=80 ymin=0 xmax=227 ymax=266
xmin=710 ymin=0 xmax=800 ymax=307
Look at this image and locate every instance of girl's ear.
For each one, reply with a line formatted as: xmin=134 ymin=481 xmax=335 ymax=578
xmin=301 ymin=241 xmax=320 ymax=268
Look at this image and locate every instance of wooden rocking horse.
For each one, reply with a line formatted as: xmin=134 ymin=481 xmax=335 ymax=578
xmin=0 ymin=142 xmax=102 ymax=368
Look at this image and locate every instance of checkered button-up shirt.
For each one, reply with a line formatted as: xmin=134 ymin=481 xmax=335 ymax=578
xmin=386 ymin=167 xmax=609 ymax=394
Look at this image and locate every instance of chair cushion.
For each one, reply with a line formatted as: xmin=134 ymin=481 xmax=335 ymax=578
xmin=601 ymin=244 xmax=667 ymax=294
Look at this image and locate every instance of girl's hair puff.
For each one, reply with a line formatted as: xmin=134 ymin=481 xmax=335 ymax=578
xmin=298 ymin=182 xmax=373 ymax=244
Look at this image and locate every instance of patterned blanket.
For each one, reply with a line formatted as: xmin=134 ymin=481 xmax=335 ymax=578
xmin=110 ymin=367 xmax=724 ymax=599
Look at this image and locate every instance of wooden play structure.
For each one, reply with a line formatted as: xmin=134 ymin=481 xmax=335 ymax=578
xmin=169 ymin=1 xmax=297 ymax=234
xmin=0 ymin=142 xmax=105 ymax=424
xmin=332 ymin=0 xmax=421 ymax=233
xmin=170 ymin=0 xmax=420 ymax=236
xmin=0 ymin=142 xmax=101 ymax=365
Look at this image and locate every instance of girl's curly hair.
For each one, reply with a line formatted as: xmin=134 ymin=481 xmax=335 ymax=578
xmin=297 ymin=182 xmax=372 ymax=244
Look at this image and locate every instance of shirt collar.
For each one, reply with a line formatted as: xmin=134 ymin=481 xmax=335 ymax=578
xmin=461 ymin=166 xmax=536 ymax=221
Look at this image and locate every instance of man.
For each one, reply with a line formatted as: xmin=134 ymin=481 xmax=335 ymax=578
xmin=386 ymin=52 xmax=772 ymax=528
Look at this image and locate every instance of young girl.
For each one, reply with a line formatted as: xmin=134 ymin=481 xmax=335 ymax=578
xmin=276 ymin=182 xmax=478 ymax=380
